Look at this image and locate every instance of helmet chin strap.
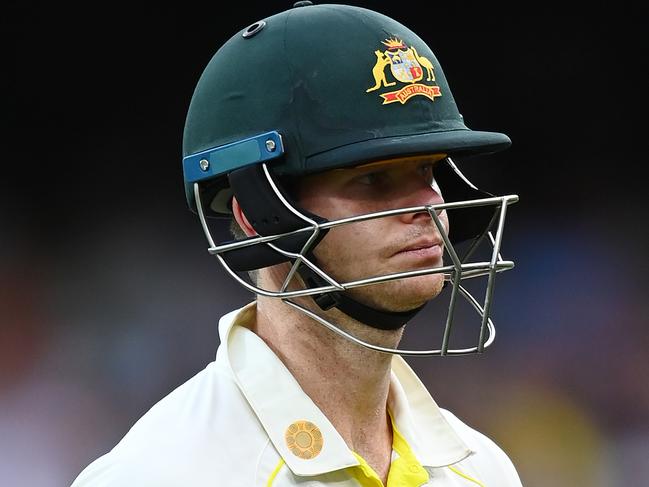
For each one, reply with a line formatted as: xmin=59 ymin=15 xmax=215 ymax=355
xmin=227 ymin=163 xmax=427 ymax=330
xmin=296 ymin=264 xmax=426 ymax=330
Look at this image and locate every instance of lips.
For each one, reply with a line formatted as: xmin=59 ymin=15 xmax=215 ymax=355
xmin=393 ymin=238 xmax=444 ymax=257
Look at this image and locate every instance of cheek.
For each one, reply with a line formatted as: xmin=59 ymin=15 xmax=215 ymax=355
xmin=313 ymin=221 xmax=381 ymax=274
xmin=298 ymin=194 xmax=327 ymax=218
xmin=440 ymin=211 xmax=450 ymax=235
xmin=297 ymin=183 xmax=380 ymax=221
xmin=303 ymin=198 xmax=367 ymax=222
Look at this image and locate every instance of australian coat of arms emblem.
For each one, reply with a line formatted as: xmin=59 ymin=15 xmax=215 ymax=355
xmin=367 ymin=38 xmax=442 ymax=105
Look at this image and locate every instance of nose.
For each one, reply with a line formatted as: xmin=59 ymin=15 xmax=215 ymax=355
xmin=396 ymin=177 xmax=445 ymax=224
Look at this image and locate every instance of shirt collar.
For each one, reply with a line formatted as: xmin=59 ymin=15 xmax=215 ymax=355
xmin=387 ymin=357 xmax=473 ymax=467
xmin=217 ymin=302 xmax=472 ymax=476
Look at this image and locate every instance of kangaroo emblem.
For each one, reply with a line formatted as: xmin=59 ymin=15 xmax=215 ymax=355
xmin=365 ymin=37 xmax=442 ymax=105
xmin=411 ymin=47 xmax=435 ymax=82
xmin=366 ymin=50 xmax=396 ymax=92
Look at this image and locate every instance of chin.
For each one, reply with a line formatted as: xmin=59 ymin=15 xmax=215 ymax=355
xmin=349 ymin=273 xmax=445 ymax=312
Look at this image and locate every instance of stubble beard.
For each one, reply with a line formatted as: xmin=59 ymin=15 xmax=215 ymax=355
xmin=342 ymin=271 xmax=446 ymax=313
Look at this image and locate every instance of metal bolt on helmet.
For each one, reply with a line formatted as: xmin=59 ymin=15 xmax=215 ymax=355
xmin=181 ymin=3 xmax=519 ymax=356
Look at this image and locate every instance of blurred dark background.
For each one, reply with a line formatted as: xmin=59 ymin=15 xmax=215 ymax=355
xmin=2 ymin=1 xmax=647 ymax=486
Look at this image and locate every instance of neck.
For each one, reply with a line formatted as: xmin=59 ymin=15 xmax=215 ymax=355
xmin=253 ymin=293 xmax=401 ymax=452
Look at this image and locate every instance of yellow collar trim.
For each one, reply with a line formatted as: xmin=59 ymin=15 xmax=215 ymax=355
xmin=266 ymin=458 xmax=286 ymax=487
xmin=448 ymin=465 xmax=486 ymax=487
xmin=347 ymin=413 xmax=430 ymax=487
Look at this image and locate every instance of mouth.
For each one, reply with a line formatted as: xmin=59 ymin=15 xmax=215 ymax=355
xmin=393 ymin=238 xmax=444 ymax=260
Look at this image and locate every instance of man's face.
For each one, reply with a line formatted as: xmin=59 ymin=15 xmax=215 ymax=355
xmin=295 ymin=155 xmax=449 ymax=313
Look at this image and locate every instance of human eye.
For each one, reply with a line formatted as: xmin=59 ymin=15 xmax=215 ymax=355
xmin=354 ymin=170 xmax=388 ymax=186
xmin=417 ymin=162 xmax=435 ymax=185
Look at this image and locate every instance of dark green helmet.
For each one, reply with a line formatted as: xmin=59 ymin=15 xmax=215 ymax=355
xmin=182 ymin=1 xmax=510 ymax=216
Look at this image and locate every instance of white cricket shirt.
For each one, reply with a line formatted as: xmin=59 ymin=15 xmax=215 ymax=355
xmin=71 ymin=303 xmax=523 ymax=486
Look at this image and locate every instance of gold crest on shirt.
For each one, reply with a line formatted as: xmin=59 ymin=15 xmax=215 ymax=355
xmin=285 ymin=420 xmax=324 ymax=459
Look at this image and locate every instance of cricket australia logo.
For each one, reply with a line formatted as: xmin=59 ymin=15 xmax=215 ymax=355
xmin=366 ymin=37 xmax=442 ymax=105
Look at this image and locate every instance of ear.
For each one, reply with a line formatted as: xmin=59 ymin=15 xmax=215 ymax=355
xmin=231 ymin=196 xmax=257 ymax=237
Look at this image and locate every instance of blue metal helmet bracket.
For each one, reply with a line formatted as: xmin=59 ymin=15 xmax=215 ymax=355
xmin=183 ymin=131 xmax=284 ymax=184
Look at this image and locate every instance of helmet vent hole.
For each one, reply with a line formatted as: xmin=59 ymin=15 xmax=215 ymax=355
xmin=242 ymin=21 xmax=266 ymax=39
xmin=262 ymin=218 xmax=269 ymax=225
xmin=273 ymin=216 xmax=280 ymax=224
